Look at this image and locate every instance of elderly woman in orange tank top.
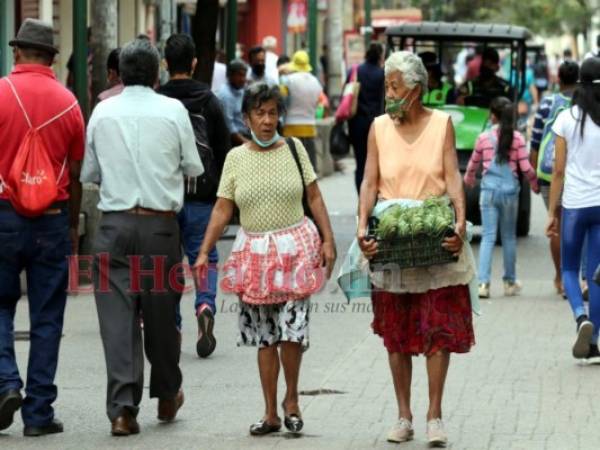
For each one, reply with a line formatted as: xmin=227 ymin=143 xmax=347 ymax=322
xmin=357 ymin=51 xmax=474 ymax=446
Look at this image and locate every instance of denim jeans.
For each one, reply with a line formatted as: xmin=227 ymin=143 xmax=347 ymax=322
xmin=0 ymin=205 xmax=70 ymax=427
xmin=478 ymin=189 xmax=519 ymax=284
xmin=176 ymin=201 xmax=218 ymax=329
xmin=561 ymin=206 xmax=600 ymax=340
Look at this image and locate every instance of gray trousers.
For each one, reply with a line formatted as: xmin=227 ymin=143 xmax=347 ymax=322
xmin=93 ymin=212 xmax=183 ymax=421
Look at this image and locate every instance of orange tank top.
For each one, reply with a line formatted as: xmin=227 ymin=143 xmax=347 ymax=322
xmin=374 ymin=109 xmax=449 ymax=201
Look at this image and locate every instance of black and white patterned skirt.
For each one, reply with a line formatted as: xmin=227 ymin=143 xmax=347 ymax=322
xmin=238 ymin=298 xmax=310 ymax=350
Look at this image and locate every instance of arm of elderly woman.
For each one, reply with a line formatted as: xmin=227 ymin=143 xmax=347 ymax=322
xmin=357 ymin=124 xmax=380 ymax=259
xmin=306 ymin=182 xmax=337 ymax=279
xmin=194 ymin=197 xmax=235 ymax=270
xmin=441 ymin=119 xmax=466 ymax=255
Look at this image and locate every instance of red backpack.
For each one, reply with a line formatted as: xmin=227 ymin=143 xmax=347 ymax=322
xmin=0 ymin=77 xmax=77 ymax=217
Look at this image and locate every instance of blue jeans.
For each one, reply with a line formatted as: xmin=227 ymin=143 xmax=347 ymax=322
xmin=561 ymin=206 xmax=600 ymax=340
xmin=176 ymin=201 xmax=218 ymax=329
xmin=0 ymin=206 xmax=70 ymax=427
xmin=478 ymin=189 xmax=519 ymax=284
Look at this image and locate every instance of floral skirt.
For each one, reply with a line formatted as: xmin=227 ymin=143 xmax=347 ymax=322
xmin=371 ymin=285 xmax=474 ymax=356
xmin=221 ymin=218 xmax=323 ymax=305
xmin=238 ymin=298 xmax=310 ymax=350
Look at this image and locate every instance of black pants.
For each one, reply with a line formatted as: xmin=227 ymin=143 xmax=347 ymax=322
xmin=93 ymin=212 xmax=183 ymax=420
xmin=298 ymin=137 xmax=317 ymax=172
xmin=348 ymin=115 xmax=374 ymax=192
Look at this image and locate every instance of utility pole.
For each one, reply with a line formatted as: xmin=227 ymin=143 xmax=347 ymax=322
xmin=73 ymin=0 xmax=89 ymax=118
xmin=308 ymin=0 xmax=318 ymax=76
xmin=0 ymin=0 xmax=8 ymax=77
xmin=159 ymin=0 xmax=173 ymax=49
xmin=226 ymin=0 xmax=237 ymax=62
xmin=364 ymin=0 xmax=372 ymax=48
xmin=90 ymin=0 xmax=118 ymax=108
xmin=327 ymin=0 xmax=343 ymax=99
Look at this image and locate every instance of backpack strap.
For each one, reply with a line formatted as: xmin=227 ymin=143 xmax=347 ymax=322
xmin=4 ymin=77 xmax=78 ymax=131
xmin=36 ymin=101 xmax=78 ymax=131
xmin=4 ymin=77 xmax=33 ymax=129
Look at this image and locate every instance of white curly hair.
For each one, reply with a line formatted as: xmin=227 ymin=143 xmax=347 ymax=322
xmin=384 ymin=51 xmax=428 ymax=94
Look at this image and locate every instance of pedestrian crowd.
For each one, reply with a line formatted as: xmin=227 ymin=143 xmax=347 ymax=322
xmin=0 ymin=17 xmax=599 ymax=449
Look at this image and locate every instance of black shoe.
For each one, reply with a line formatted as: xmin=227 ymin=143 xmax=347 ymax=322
xmin=573 ymin=316 xmax=594 ymax=359
xmin=0 ymin=389 xmax=22 ymax=431
xmin=281 ymin=401 xmax=304 ymax=433
xmin=196 ymin=306 xmax=216 ymax=358
xmin=587 ymin=344 xmax=600 ymax=364
xmin=284 ymin=414 xmax=304 ymax=433
xmin=23 ymin=419 xmax=64 ymax=437
xmin=249 ymin=419 xmax=281 ymax=436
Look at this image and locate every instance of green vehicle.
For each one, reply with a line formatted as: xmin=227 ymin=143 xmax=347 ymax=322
xmin=385 ymin=22 xmax=533 ymax=236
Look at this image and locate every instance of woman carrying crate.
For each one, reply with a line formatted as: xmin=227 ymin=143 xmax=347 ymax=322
xmin=357 ymin=51 xmax=474 ymax=447
xmin=464 ymin=97 xmax=539 ymax=299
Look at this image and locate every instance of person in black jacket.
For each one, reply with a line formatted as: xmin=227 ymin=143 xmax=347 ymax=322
xmin=158 ymin=33 xmax=231 ymax=358
xmin=347 ymin=42 xmax=384 ymax=192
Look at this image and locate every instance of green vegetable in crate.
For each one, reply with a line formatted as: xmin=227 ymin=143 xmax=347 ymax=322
xmin=376 ymin=205 xmax=404 ymax=240
xmin=397 ymin=219 xmax=411 ymax=237
xmin=375 ymin=197 xmax=454 ymax=240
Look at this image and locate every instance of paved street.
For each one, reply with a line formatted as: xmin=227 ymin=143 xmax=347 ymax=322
xmin=2 ymin=163 xmax=599 ymax=450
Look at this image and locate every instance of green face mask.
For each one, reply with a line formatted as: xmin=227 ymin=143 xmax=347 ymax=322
xmin=385 ymin=95 xmax=411 ymax=120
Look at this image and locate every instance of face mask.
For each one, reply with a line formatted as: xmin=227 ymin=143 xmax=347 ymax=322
xmin=251 ymin=129 xmax=280 ymax=148
xmin=252 ymin=64 xmax=266 ymax=77
xmin=385 ymin=94 xmax=412 ymax=121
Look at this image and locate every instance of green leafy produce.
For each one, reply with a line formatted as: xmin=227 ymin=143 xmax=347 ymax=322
xmin=375 ymin=197 xmax=454 ymax=240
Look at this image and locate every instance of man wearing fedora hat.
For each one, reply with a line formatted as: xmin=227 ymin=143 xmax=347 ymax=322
xmin=0 ymin=18 xmax=85 ymax=437
xmin=280 ymin=50 xmax=323 ymax=170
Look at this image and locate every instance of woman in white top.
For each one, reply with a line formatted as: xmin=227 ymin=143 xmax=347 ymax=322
xmin=546 ymin=57 xmax=600 ymax=361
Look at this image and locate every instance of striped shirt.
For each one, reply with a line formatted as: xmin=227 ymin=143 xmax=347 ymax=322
xmin=464 ymin=129 xmax=538 ymax=190
xmin=530 ymin=95 xmax=553 ymax=151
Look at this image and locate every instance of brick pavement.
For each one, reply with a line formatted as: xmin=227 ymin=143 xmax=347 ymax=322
xmin=2 ymin=167 xmax=599 ymax=450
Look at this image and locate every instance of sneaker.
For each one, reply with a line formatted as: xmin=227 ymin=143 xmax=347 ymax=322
xmin=196 ymin=305 xmax=216 ymax=358
xmin=504 ymin=280 xmax=522 ymax=296
xmin=478 ymin=283 xmax=490 ymax=299
xmin=573 ymin=316 xmax=594 ymax=359
xmin=586 ymin=344 xmax=600 ymax=365
xmin=387 ymin=418 xmax=414 ymax=443
xmin=427 ymin=418 xmax=448 ymax=448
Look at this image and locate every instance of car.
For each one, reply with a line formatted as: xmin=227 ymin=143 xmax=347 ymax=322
xmin=385 ymin=21 xmax=533 ymax=236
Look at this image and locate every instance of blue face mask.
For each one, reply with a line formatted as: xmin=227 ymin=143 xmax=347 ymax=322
xmin=251 ymin=129 xmax=280 ymax=148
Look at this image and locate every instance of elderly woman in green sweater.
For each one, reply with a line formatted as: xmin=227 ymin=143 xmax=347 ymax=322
xmin=195 ymin=82 xmax=336 ymax=436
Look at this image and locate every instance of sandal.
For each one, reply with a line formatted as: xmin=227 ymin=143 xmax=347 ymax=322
xmin=249 ymin=419 xmax=281 ymax=436
xmin=282 ymin=402 xmax=304 ymax=433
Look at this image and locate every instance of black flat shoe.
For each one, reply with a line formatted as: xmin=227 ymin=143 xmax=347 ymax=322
xmin=281 ymin=402 xmax=304 ymax=433
xmin=284 ymin=414 xmax=304 ymax=433
xmin=0 ymin=390 xmax=23 ymax=431
xmin=23 ymin=419 xmax=64 ymax=437
xmin=249 ymin=419 xmax=281 ymax=436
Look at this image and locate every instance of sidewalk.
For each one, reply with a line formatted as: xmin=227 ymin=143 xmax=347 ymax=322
xmin=3 ymin=165 xmax=600 ymax=450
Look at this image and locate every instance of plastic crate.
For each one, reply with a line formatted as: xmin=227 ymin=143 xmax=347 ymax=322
xmin=367 ymin=217 xmax=458 ymax=269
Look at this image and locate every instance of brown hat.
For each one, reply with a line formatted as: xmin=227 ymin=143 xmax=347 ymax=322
xmin=9 ymin=18 xmax=58 ymax=55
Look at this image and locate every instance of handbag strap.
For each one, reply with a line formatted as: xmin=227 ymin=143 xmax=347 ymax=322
xmin=286 ymin=137 xmax=308 ymax=200
xmin=350 ymin=64 xmax=358 ymax=83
